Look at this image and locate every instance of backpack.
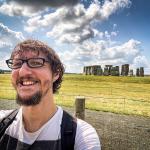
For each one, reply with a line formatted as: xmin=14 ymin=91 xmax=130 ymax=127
xmin=0 ymin=109 xmax=77 ymax=150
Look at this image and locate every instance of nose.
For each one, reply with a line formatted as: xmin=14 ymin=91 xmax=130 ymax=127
xmin=18 ymin=62 xmax=32 ymax=77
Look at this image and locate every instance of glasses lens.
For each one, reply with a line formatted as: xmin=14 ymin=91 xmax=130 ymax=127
xmin=28 ymin=58 xmax=44 ymax=68
xmin=7 ymin=59 xmax=22 ymax=69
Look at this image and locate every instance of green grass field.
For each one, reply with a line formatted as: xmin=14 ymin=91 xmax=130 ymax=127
xmin=0 ymin=73 xmax=150 ymax=117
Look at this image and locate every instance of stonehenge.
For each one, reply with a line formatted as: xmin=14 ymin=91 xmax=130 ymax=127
xmin=83 ymin=64 xmax=144 ymax=77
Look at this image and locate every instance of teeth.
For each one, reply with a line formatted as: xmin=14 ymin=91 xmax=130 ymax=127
xmin=22 ymin=81 xmax=34 ymax=86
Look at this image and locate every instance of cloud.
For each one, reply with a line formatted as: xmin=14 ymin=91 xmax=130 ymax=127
xmin=0 ymin=23 xmax=24 ymax=61
xmin=7 ymin=0 xmax=79 ymax=7
xmin=133 ymin=55 xmax=150 ymax=68
xmin=0 ymin=55 xmax=11 ymax=69
xmin=25 ymin=0 xmax=131 ymax=43
xmin=0 ymin=2 xmax=38 ymax=17
xmin=101 ymin=39 xmax=141 ymax=61
xmin=47 ymin=24 xmax=98 ymax=43
xmin=0 ymin=0 xmax=78 ymax=17
xmin=24 ymin=16 xmax=42 ymax=32
xmin=99 ymin=0 xmax=131 ymax=20
xmin=59 ymin=39 xmax=149 ymax=73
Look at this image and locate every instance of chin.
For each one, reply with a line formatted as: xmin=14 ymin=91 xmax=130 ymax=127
xmin=16 ymin=91 xmax=42 ymax=106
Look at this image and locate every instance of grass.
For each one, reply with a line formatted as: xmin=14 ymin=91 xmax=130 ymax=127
xmin=0 ymin=73 xmax=150 ymax=117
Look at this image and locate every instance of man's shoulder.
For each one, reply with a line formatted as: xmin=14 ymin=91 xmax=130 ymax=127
xmin=75 ymin=118 xmax=101 ymax=150
xmin=76 ymin=118 xmax=95 ymax=129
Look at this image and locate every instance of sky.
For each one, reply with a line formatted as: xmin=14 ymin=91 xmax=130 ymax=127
xmin=0 ymin=0 xmax=150 ymax=74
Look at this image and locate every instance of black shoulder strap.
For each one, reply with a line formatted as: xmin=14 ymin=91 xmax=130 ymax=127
xmin=61 ymin=110 xmax=77 ymax=150
xmin=0 ymin=109 xmax=18 ymax=138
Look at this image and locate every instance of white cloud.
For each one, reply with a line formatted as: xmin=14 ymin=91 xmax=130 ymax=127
xmin=0 ymin=0 xmax=79 ymax=17
xmin=99 ymin=0 xmax=131 ymax=20
xmin=59 ymin=38 xmax=149 ymax=73
xmin=133 ymin=55 xmax=150 ymax=68
xmin=0 ymin=2 xmax=42 ymax=17
xmin=111 ymin=31 xmax=118 ymax=37
xmin=24 ymin=0 xmax=131 ymax=43
xmin=113 ymin=23 xmax=117 ymax=30
xmin=0 ymin=55 xmax=10 ymax=69
xmin=102 ymin=39 xmax=141 ymax=61
xmin=24 ymin=16 xmax=42 ymax=32
xmin=0 ymin=23 xmax=24 ymax=69
xmin=0 ymin=23 xmax=24 ymax=47
xmin=2 ymin=0 xmax=146 ymax=74
xmin=0 ymin=41 xmax=12 ymax=48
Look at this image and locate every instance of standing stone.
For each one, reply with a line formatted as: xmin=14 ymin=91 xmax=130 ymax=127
xmin=139 ymin=67 xmax=144 ymax=77
xmin=129 ymin=69 xmax=134 ymax=76
xmin=121 ymin=64 xmax=129 ymax=76
xmin=136 ymin=68 xmax=140 ymax=76
xmin=111 ymin=66 xmax=120 ymax=76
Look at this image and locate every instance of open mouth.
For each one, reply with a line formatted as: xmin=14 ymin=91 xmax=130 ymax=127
xmin=17 ymin=78 xmax=39 ymax=86
xmin=21 ymin=81 xmax=38 ymax=86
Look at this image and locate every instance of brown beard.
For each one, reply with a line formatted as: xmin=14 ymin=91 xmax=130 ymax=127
xmin=16 ymin=80 xmax=52 ymax=106
xmin=16 ymin=91 xmax=42 ymax=106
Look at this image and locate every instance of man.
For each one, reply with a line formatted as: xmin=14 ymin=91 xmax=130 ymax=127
xmin=0 ymin=39 xmax=100 ymax=149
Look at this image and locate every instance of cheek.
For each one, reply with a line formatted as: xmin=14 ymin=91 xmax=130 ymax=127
xmin=11 ymin=70 xmax=18 ymax=87
xmin=43 ymin=79 xmax=53 ymax=89
xmin=41 ymin=72 xmax=53 ymax=91
xmin=41 ymin=69 xmax=53 ymax=86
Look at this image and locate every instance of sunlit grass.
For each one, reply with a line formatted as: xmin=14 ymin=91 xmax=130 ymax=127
xmin=0 ymin=73 xmax=150 ymax=117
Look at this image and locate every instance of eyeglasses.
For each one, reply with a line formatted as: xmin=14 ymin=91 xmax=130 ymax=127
xmin=6 ymin=58 xmax=49 ymax=69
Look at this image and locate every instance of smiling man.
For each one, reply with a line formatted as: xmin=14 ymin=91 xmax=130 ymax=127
xmin=0 ymin=39 xmax=100 ymax=150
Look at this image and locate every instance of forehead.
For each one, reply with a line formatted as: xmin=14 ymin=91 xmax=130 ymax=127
xmin=13 ymin=50 xmax=47 ymax=59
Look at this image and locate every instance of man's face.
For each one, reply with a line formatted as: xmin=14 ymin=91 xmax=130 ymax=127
xmin=11 ymin=50 xmax=54 ymax=106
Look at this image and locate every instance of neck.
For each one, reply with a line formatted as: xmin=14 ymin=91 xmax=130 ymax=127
xmin=22 ymin=96 xmax=57 ymax=132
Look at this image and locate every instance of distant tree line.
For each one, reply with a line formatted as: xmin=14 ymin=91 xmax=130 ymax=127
xmin=0 ymin=69 xmax=4 ymax=74
xmin=0 ymin=69 xmax=11 ymax=74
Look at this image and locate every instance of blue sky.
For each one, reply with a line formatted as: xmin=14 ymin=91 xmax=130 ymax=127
xmin=0 ymin=0 xmax=150 ymax=74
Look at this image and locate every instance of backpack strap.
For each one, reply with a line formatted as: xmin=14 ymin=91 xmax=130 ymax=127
xmin=0 ymin=109 xmax=18 ymax=138
xmin=61 ymin=110 xmax=77 ymax=150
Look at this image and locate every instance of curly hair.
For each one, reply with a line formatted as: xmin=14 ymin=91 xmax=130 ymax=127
xmin=11 ymin=39 xmax=65 ymax=93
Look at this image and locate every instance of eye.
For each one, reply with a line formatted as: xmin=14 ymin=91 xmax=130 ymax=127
xmin=29 ymin=59 xmax=43 ymax=67
xmin=12 ymin=60 xmax=22 ymax=67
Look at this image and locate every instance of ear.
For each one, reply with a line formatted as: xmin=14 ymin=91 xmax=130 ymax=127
xmin=52 ymin=73 xmax=59 ymax=82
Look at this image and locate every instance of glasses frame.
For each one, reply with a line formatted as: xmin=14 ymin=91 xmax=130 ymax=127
xmin=6 ymin=58 xmax=49 ymax=69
